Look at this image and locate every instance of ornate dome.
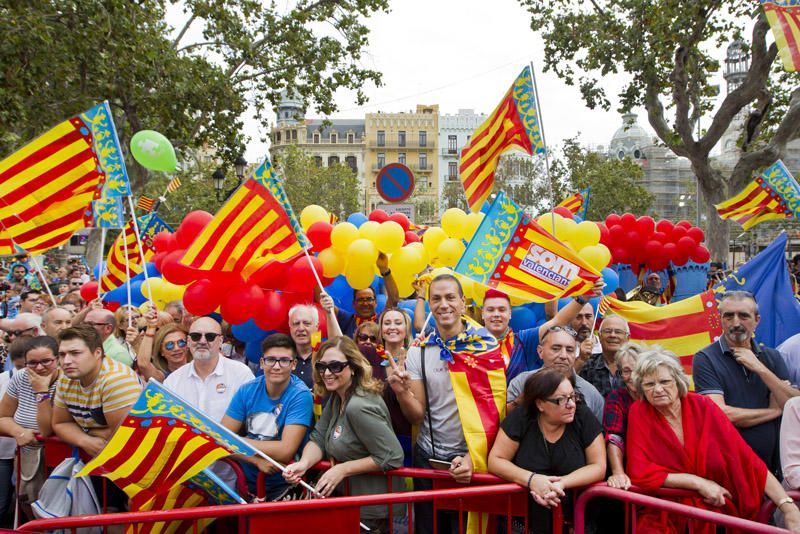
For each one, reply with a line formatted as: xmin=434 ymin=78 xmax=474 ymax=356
xmin=609 ymin=113 xmax=651 ymax=161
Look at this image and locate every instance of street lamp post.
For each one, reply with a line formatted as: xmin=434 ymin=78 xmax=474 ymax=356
xmin=212 ymin=155 xmax=248 ymax=202
xmin=212 ymin=168 xmax=226 ymax=201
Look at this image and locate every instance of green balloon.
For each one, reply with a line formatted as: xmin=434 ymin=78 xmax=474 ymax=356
xmin=130 ymin=130 xmax=177 ymax=173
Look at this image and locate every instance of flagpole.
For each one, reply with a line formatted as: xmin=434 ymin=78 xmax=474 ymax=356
xmin=121 ymin=224 xmax=133 ymax=328
xmin=97 ymin=227 xmax=107 ymax=301
xmin=30 ymin=257 xmax=56 ymax=306
xmin=412 ymin=311 xmax=433 ymax=346
xmin=302 ymin=247 xmax=342 ymax=332
xmin=126 ymin=196 xmax=155 ymax=307
xmin=528 ymin=61 xmax=556 ymax=238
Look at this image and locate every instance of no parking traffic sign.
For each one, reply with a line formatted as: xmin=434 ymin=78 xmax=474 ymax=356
xmin=376 ymin=163 xmax=415 ymax=203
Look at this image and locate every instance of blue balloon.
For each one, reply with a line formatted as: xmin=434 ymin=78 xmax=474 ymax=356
xmin=93 ymin=262 xmax=106 ymax=281
xmin=347 ymin=212 xmax=368 ymax=228
xmin=326 ymin=275 xmax=354 ymax=313
xmin=509 ymin=306 xmax=536 ymax=332
xmin=232 ymin=319 xmax=268 ymax=344
xmin=525 ymin=302 xmax=546 ymax=322
xmin=375 ymin=294 xmax=387 ymax=315
xmin=601 ymin=267 xmax=620 ymax=295
xmin=557 ymin=297 xmax=573 ymax=311
xmin=244 ymin=341 xmax=263 ymax=364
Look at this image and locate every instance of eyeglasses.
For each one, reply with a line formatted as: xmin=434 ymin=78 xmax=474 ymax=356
xmin=164 ymin=339 xmax=187 ymax=351
xmin=315 ymin=361 xmax=349 ymax=375
xmin=541 ymin=325 xmax=577 ymax=340
xmin=262 ymin=356 xmax=295 ymax=368
xmin=621 ymin=368 xmax=634 ymax=377
xmin=642 ymin=378 xmax=676 ymax=391
xmin=188 ymin=332 xmax=221 ymax=343
xmin=26 ymin=358 xmax=56 ymax=369
xmin=357 ymin=333 xmax=378 ymax=343
xmin=600 ymin=328 xmax=628 ymax=336
xmin=9 ymin=326 xmax=37 ymax=337
xmin=355 ymin=297 xmax=376 ymax=304
xmin=544 ymin=394 xmax=578 ymax=407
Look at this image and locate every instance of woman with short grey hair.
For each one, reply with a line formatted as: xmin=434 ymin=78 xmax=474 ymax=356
xmin=631 ymin=348 xmax=690 ymax=398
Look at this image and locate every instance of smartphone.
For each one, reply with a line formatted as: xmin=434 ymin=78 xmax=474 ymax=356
xmin=428 ymin=458 xmax=453 ymax=470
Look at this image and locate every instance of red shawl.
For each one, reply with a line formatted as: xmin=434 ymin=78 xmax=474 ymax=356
xmin=627 ymin=393 xmax=767 ymax=534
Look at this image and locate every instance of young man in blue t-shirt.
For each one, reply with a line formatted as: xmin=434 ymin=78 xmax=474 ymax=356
xmin=223 ymin=333 xmax=313 ymax=500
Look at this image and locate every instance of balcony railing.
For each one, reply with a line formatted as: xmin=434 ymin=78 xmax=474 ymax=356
xmin=368 ymin=138 xmax=431 ymax=149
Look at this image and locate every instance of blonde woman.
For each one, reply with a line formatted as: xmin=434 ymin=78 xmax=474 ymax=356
xmin=284 ymin=336 xmax=403 ymax=533
xmin=377 ymin=307 xmax=414 ymax=464
xmin=136 ymin=306 xmax=191 ymax=382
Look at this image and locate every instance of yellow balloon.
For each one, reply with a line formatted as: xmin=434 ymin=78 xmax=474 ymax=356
xmin=389 ymin=246 xmax=424 ymax=278
xmin=359 ymin=220 xmax=380 ymax=244
xmin=580 ymin=244 xmax=612 ymax=271
xmin=375 ymin=221 xmax=405 ymax=253
xmin=345 ymin=265 xmax=374 ymax=290
xmin=347 ymin=238 xmax=378 ymax=263
xmin=300 ymin=205 xmax=329 ymax=230
xmin=455 ymin=274 xmax=474 ymax=300
xmin=464 ymin=212 xmax=484 ymax=241
xmin=318 ymin=247 xmax=345 ymax=277
xmin=406 ymin=241 xmax=430 ymax=266
xmin=536 ymin=213 xmax=557 ymax=235
xmin=573 ymin=221 xmax=601 ymax=250
xmin=422 ymin=227 xmax=447 ymax=258
xmin=437 ymin=238 xmax=465 ymax=267
xmin=330 ymin=222 xmax=359 ymax=252
xmin=394 ymin=274 xmax=415 ymax=299
xmin=430 ymin=267 xmax=452 ymax=279
xmin=441 ymin=208 xmax=468 ymax=240
xmin=472 ymin=282 xmax=488 ymax=306
xmin=554 ymin=216 xmax=577 ymax=244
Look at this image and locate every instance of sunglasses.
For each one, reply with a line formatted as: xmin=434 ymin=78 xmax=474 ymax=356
xmin=357 ymin=333 xmax=378 ymax=343
xmin=165 ymin=339 xmax=188 ymax=351
xmin=188 ymin=332 xmax=221 ymax=343
xmin=544 ymin=394 xmax=579 ymax=407
xmin=315 ymin=361 xmax=350 ymax=375
xmin=541 ymin=325 xmax=578 ymax=340
xmin=9 ymin=326 xmax=36 ymax=337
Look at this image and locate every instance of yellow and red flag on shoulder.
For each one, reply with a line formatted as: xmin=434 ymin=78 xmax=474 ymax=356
xmin=179 ymin=178 xmax=304 ymax=278
xmin=455 ymin=192 xmax=601 ymax=303
xmin=0 ymin=101 xmax=130 ymax=254
xmin=762 ymin=0 xmax=800 ymax=72
xmin=460 ymin=65 xmax=546 ymax=212
xmin=598 ymin=289 xmax=722 ymax=376
xmin=715 ymin=160 xmax=799 ymax=230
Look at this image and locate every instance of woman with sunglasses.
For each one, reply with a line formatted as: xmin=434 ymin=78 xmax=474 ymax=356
xmin=0 ymin=336 xmax=60 ymax=520
xmin=284 ymin=336 xmax=403 ymax=533
xmin=489 ymin=368 xmax=606 ymax=534
xmin=135 ymin=306 xmax=191 ymax=382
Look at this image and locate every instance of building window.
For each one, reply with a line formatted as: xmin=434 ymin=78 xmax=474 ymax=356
xmin=331 ymin=133 xmax=337 ymax=144
xmin=291 ymin=129 xmax=297 ymax=141
xmin=448 ymin=161 xmax=457 ymax=179
xmin=419 ymin=152 xmax=427 ymax=170
xmin=345 ymin=156 xmax=357 ymax=172
xmin=419 ymin=131 xmax=427 ymax=147
xmin=377 ymin=131 xmax=385 ymax=147
xmin=398 ymin=131 xmax=406 ymax=147
xmin=328 ymin=155 xmax=340 ymax=166
xmin=348 ymin=133 xmax=354 ymax=144
xmin=313 ymin=133 xmax=320 ymax=144
xmin=377 ymin=153 xmax=385 ymax=168
xmin=448 ymin=135 xmax=457 ymax=154
xmin=398 ymin=152 xmax=406 ymax=165
xmin=275 ymin=132 xmax=281 ymax=143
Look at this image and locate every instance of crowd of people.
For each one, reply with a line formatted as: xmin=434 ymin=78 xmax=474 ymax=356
xmin=0 ymin=252 xmax=797 ymax=534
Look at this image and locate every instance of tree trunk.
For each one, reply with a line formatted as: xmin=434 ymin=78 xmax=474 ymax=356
xmin=84 ymin=230 xmax=103 ymax=269
xmin=692 ymin=160 xmax=730 ymax=262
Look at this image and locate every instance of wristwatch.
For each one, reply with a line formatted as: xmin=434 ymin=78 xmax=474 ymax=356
xmin=35 ymin=392 xmax=51 ymax=403
xmin=573 ymin=296 xmax=588 ymax=305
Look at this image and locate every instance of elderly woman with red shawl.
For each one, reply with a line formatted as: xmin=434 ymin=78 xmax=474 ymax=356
xmin=627 ymin=348 xmax=800 ymax=533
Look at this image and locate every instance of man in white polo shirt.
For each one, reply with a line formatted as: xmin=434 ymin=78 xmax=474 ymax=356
xmin=164 ymin=316 xmax=253 ymax=487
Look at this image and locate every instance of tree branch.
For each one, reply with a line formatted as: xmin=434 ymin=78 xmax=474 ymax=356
xmin=645 ymin=83 xmax=688 ymax=157
xmin=176 ymin=41 xmax=219 ymax=54
xmin=172 ymin=14 xmax=196 ymax=48
xmin=671 ymin=46 xmax=696 ymax=146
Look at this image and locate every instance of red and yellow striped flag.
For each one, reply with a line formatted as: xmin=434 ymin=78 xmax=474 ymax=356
xmin=100 ymin=214 xmax=171 ymax=292
xmin=602 ymin=289 xmax=722 ymax=376
xmin=0 ymin=102 xmax=126 ymax=254
xmin=762 ymin=0 xmax=800 ymax=72
xmin=0 ymin=229 xmax=18 ymax=256
xmin=179 ymin=179 xmax=304 ymax=278
xmin=715 ymin=160 xmax=799 ymax=230
xmin=557 ymin=188 xmax=591 ymax=219
xmin=137 ymin=195 xmax=155 ymax=213
xmin=455 ymin=192 xmax=601 ymax=303
xmin=460 ymin=65 xmax=545 ymax=212
xmin=166 ymin=177 xmax=182 ymax=193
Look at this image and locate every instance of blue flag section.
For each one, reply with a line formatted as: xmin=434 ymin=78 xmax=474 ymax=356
xmin=82 ymin=101 xmax=132 ymax=197
xmin=713 ymin=232 xmax=800 ymax=347
xmin=189 ymin=468 xmax=246 ymax=505
xmin=92 ymin=197 xmax=125 ymax=229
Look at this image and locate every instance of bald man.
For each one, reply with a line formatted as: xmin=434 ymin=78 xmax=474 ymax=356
xmin=84 ymin=309 xmax=133 ymax=367
xmin=43 ymin=307 xmax=72 ymax=338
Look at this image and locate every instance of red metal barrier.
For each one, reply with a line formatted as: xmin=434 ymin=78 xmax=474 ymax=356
xmin=757 ymin=490 xmax=800 ymax=524
xmin=573 ymin=484 xmax=793 ymax=534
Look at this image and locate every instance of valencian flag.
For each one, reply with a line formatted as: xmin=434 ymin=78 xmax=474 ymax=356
xmin=92 ymin=197 xmax=125 ymax=229
xmin=100 ymin=214 xmax=172 ymax=292
xmin=599 ymin=290 xmax=722 ymax=375
xmin=179 ymin=178 xmax=304 ymax=278
xmin=137 ymin=195 xmax=156 ymax=213
xmin=127 ymin=467 xmax=244 ymax=534
xmin=460 ymin=65 xmax=546 ymax=212
xmin=715 ymin=160 xmax=800 ymax=230
xmin=0 ymin=101 xmax=130 ymax=254
xmin=761 ymin=0 xmax=800 ymax=72
xmin=77 ymin=380 xmax=258 ymax=509
xmin=251 ymin=157 xmax=310 ymax=249
xmin=455 ymin=192 xmax=601 ymax=303
xmin=557 ymin=188 xmax=591 ymax=220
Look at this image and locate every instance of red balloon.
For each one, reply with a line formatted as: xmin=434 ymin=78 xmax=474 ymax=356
xmin=388 ymin=213 xmax=411 ymax=232
xmin=626 ymin=230 xmax=642 ymax=247
xmin=255 ymin=291 xmax=288 ymax=331
xmin=553 ymin=206 xmax=574 ymax=219
xmin=79 ymin=281 xmax=99 ymax=302
xmin=662 ymin=243 xmax=678 ymax=262
xmin=175 ymin=211 xmax=214 ymax=249
xmin=676 ymin=220 xmax=692 ymax=229
xmin=670 ymin=225 xmax=688 ymax=242
xmin=248 ymin=260 xmax=291 ymax=290
xmin=620 ymin=213 xmax=637 ymax=230
xmin=649 ymin=256 xmax=670 ymax=272
xmin=368 ymin=209 xmax=389 ymax=223
xmin=316 ymin=303 xmax=329 ymax=339
xmin=160 ymin=249 xmax=198 ymax=286
xmin=644 ymin=240 xmax=663 ymax=260
xmin=691 ymin=246 xmax=711 ymax=264
xmin=655 ymin=219 xmax=674 ymax=235
xmin=672 ymin=250 xmax=690 ymax=267
xmin=207 ymin=272 xmax=244 ymax=292
xmin=686 ymin=227 xmax=705 ymax=244
xmin=104 ymin=301 xmax=120 ymax=312
xmin=221 ymin=283 xmax=266 ymax=325
xmin=605 ymin=214 xmax=622 ymax=228
xmin=651 ymin=231 xmax=668 ymax=244
xmin=597 ymin=223 xmax=610 ymax=245
xmin=183 ymin=279 xmax=221 ymax=316
xmin=608 ymin=225 xmax=626 ymax=246
xmin=677 ymin=236 xmax=696 ymax=255
xmin=151 ymin=252 xmax=167 ymax=273
xmin=306 ymin=221 xmax=333 ymax=251
xmin=152 ymin=231 xmax=176 ymax=253
xmin=636 ymin=216 xmax=655 ymax=239
xmin=611 ymin=246 xmax=630 ymax=265
xmin=404 ymin=231 xmax=421 ymax=244
xmin=285 ymin=256 xmax=322 ymax=292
